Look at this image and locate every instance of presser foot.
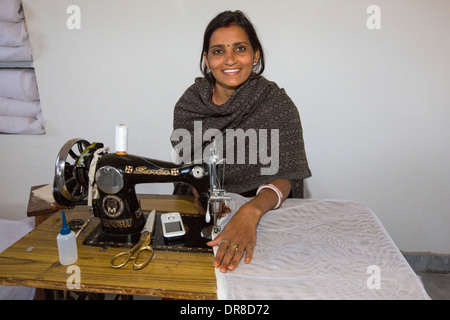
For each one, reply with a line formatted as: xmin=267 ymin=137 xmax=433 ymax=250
xmin=201 ymin=225 xmax=213 ymax=239
xmin=200 ymin=225 xmax=222 ymax=240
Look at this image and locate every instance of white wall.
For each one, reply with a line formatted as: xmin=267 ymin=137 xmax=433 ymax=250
xmin=1 ymin=0 xmax=448 ymax=254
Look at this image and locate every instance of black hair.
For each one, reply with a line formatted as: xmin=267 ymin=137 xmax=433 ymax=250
xmin=200 ymin=10 xmax=265 ymax=84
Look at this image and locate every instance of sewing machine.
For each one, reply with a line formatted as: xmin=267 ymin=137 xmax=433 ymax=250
xmin=52 ymin=138 xmax=229 ymax=246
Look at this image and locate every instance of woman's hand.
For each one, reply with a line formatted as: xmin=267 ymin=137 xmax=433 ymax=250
xmin=206 ymin=179 xmax=291 ymax=272
xmin=207 ymin=203 xmax=263 ymax=273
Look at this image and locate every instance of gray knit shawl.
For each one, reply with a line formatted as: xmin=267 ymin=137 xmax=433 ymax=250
xmin=171 ymin=75 xmax=311 ymax=198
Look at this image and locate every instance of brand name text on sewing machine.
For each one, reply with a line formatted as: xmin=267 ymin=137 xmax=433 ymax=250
xmin=171 ymin=121 xmax=279 ymax=175
xmin=126 ymin=166 xmax=180 ymax=176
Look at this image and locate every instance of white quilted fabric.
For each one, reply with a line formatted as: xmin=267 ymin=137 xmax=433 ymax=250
xmin=214 ymin=194 xmax=430 ymax=300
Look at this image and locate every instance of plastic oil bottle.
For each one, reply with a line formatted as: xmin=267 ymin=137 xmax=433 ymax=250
xmin=56 ymin=210 xmax=78 ymax=265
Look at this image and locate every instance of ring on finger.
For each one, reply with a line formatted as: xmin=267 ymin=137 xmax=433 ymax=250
xmin=218 ymin=240 xmax=229 ymax=248
xmin=233 ymin=244 xmax=239 ymax=251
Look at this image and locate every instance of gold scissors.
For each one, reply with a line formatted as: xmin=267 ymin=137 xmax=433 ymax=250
xmin=110 ymin=210 xmax=156 ymax=270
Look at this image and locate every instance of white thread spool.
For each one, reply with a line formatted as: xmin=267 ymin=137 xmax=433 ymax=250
xmin=115 ymin=124 xmax=128 ymax=155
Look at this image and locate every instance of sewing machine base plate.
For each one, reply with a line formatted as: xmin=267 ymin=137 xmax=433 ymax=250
xmin=83 ymin=212 xmax=213 ymax=253
xmin=83 ymin=226 xmax=141 ymax=248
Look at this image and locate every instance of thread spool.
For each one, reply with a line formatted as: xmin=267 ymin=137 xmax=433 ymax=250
xmin=115 ymin=124 xmax=128 ymax=155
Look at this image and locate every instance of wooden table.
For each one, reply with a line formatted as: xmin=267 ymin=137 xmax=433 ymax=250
xmin=0 ymin=195 xmax=217 ymax=300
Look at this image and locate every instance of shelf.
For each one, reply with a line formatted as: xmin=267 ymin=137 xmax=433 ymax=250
xmin=0 ymin=61 xmax=34 ymax=69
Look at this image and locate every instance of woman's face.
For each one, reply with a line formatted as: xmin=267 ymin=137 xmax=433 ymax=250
xmin=204 ymin=24 xmax=260 ymax=92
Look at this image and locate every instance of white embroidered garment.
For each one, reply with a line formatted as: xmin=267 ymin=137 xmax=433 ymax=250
xmin=0 ymin=112 xmax=44 ymax=134
xmin=0 ymin=0 xmax=24 ymax=23
xmin=0 ymin=96 xmax=40 ymax=117
xmin=213 ymin=194 xmax=430 ymax=300
xmin=0 ymin=69 xmax=39 ymax=101
xmin=0 ymin=36 xmax=32 ymax=62
xmin=0 ymin=21 xmax=28 ymax=46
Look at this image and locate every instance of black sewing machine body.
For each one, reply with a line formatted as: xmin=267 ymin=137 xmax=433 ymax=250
xmin=93 ymin=153 xmax=210 ymax=236
xmin=52 ymin=139 xmax=212 ymax=243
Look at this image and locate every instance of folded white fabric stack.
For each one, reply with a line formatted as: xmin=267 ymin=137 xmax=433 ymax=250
xmin=0 ymin=0 xmax=32 ymax=62
xmin=0 ymin=0 xmax=44 ymax=134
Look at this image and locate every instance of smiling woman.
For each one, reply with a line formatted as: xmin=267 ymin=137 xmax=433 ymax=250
xmin=171 ymin=10 xmax=311 ymax=273
xmin=200 ymin=11 xmax=264 ymax=104
xmin=203 ymin=25 xmax=260 ymax=105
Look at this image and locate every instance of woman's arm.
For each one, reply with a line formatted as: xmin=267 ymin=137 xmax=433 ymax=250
xmin=207 ymin=179 xmax=291 ymax=273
